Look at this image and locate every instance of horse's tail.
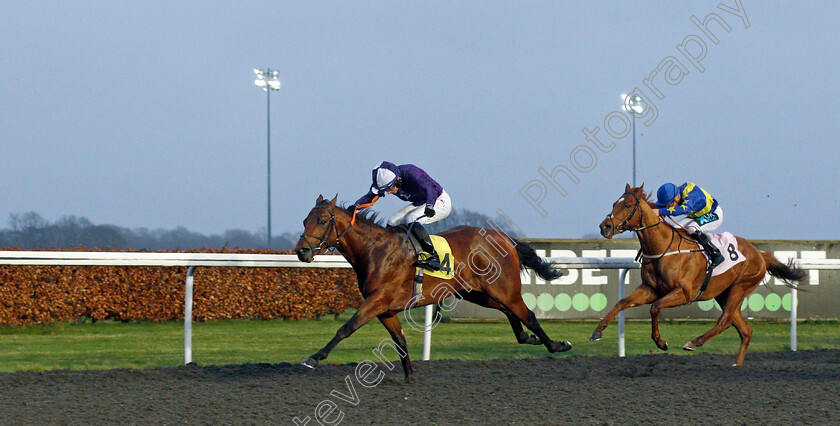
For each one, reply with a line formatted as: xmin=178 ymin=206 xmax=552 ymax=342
xmin=761 ymin=251 xmax=808 ymax=289
xmin=514 ymin=239 xmax=563 ymax=281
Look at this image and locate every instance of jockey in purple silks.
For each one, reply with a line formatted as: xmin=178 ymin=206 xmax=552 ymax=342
xmin=353 ymin=161 xmax=452 ymax=270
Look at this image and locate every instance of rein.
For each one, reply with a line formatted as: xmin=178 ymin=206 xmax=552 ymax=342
xmin=607 ymin=191 xmax=701 ymax=264
xmin=639 ymin=216 xmax=703 ymax=259
xmin=635 ymin=226 xmax=703 ymax=264
xmin=609 ymin=190 xmax=713 ymax=303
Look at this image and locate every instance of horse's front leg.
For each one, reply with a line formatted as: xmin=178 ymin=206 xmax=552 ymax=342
xmin=649 ymin=285 xmax=691 ymax=351
xmin=590 ymin=284 xmax=658 ymax=341
xmin=302 ymin=295 xmax=389 ymax=369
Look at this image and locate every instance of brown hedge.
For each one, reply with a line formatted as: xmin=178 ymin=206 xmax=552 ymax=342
xmin=0 ymin=249 xmax=362 ymax=325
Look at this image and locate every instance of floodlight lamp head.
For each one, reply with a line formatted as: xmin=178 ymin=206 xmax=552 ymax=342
xmin=622 ymin=93 xmax=645 ymax=115
xmin=627 ymin=95 xmax=644 ymax=114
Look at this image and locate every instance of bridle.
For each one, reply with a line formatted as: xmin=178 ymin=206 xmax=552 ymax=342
xmin=604 ymin=191 xmax=662 ymax=235
xmin=298 ymin=207 xmax=354 ymax=255
xmin=605 ymin=191 xmax=702 ymax=265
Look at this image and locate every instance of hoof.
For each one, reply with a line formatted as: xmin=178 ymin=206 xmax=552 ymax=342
xmin=301 ymin=357 xmax=318 ymax=369
xmin=553 ymin=340 xmax=572 ymax=353
xmin=656 ymin=341 xmax=669 ymax=351
xmin=682 ymin=342 xmax=696 ymax=351
xmin=548 ymin=340 xmax=572 ymax=353
xmin=590 ymin=331 xmax=602 ymax=342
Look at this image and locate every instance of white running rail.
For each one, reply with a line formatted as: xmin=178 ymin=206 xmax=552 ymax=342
xmin=1 ymin=251 xmax=836 ymax=363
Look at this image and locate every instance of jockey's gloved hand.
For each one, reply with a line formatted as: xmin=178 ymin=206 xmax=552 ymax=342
xmin=424 ymin=206 xmax=435 ymax=218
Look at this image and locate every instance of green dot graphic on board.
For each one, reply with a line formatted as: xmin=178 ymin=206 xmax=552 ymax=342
xmin=748 ymin=294 xmax=764 ymax=311
xmin=555 ymin=293 xmax=572 ymax=311
xmin=522 ymin=293 xmax=536 ymax=310
xmin=697 ymin=300 xmax=715 ymax=311
xmin=589 ymin=293 xmax=608 ymax=311
xmin=572 ymin=293 xmax=589 ymax=311
xmin=782 ymin=293 xmax=792 ymax=311
xmin=537 ymin=293 xmax=554 ymax=311
xmin=765 ymin=293 xmax=782 ymax=311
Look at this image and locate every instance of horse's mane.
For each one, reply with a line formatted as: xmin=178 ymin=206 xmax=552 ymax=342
xmin=632 ymin=187 xmax=693 ymax=239
xmin=313 ymin=199 xmax=410 ymax=235
xmin=628 ymin=186 xmax=657 ymax=209
xmin=326 ymin=201 xmax=398 ymax=231
xmin=643 ymin=191 xmax=657 ymax=209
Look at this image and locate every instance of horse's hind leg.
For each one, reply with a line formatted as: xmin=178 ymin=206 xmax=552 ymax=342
xmin=684 ymin=283 xmax=757 ymax=366
xmin=729 ymin=308 xmax=753 ymax=366
xmin=506 ymin=298 xmax=571 ymax=353
xmin=682 ymin=293 xmax=734 ymax=352
xmin=461 ymin=291 xmax=540 ymax=345
xmin=377 ymin=313 xmax=414 ymax=382
xmin=479 ymin=266 xmax=569 ymax=352
xmin=502 ymin=308 xmax=541 ymax=345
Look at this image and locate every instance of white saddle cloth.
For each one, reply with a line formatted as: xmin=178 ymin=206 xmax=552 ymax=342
xmin=706 ymin=232 xmax=746 ymax=276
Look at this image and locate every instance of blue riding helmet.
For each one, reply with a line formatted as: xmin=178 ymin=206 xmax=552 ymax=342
xmin=655 ymin=183 xmax=679 ymax=207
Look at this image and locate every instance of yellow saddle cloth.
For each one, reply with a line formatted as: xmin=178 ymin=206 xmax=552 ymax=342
xmin=417 ymin=235 xmax=455 ymax=279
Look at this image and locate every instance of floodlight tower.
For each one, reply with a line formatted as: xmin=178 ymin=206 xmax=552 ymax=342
xmin=254 ymin=68 xmax=281 ymax=249
xmin=621 ymin=93 xmax=645 ymax=187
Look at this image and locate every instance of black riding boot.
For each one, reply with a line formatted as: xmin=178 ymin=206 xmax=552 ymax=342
xmin=411 ymin=224 xmax=442 ymax=271
xmin=691 ymin=231 xmax=724 ymax=267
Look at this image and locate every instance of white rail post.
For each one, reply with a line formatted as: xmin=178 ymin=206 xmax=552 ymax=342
xmin=422 ymin=304 xmax=434 ymax=360
xmin=185 ymin=266 xmax=196 ymax=364
xmin=790 ymin=285 xmax=797 ymax=351
xmin=618 ymin=268 xmax=628 ymax=357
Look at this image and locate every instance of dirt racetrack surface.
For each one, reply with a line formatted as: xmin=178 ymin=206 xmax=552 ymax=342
xmin=1 ymin=349 xmax=838 ymax=425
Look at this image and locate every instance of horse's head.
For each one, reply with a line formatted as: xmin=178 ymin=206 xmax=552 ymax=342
xmin=295 ymin=195 xmax=344 ymax=262
xmin=599 ymin=184 xmax=650 ymax=238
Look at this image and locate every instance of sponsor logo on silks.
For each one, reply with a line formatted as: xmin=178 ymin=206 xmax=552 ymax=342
xmin=418 ymin=235 xmax=454 ymax=279
xmin=696 ymin=212 xmax=719 ymax=226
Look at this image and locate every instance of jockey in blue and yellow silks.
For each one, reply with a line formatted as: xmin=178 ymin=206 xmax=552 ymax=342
xmin=656 ymin=182 xmax=725 ymax=267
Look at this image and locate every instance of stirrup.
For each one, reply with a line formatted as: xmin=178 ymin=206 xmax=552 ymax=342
xmin=692 ymin=231 xmax=723 ymax=268
xmin=708 ymin=249 xmax=724 ymax=267
xmin=416 ymin=253 xmax=443 ymax=271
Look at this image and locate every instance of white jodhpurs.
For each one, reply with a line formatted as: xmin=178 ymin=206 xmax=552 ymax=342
xmin=676 ymin=205 xmax=723 ymax=233
xmin=387 ymin=190 xmax=452 ymax=227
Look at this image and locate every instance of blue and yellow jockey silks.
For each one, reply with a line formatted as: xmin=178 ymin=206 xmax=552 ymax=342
xmin=658 ymin=182 xmax=718 ymax=218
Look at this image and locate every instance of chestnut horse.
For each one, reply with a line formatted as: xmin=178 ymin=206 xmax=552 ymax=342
xmin=593 ymin=185 xmax=806 ymax=366
xmin=294 ymin=195 xmax=571 ymax=381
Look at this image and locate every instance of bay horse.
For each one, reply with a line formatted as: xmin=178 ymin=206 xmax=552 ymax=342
xmin=593 ymin=184 xmax=806 ymax=366
xmin=294 ymin=195 xmax=572 ymax=382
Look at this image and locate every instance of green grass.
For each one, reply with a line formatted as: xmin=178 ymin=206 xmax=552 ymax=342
xmin=1 ymin=312 xmax=838 ymax=372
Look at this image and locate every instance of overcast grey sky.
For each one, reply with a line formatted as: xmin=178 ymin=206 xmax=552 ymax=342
xmin=2 ymin=1 xmax=838 ymax=240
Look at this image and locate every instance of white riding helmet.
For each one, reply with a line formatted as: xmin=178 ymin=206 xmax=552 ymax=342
xmin=370 ymin=162 xmax=399 ymax=194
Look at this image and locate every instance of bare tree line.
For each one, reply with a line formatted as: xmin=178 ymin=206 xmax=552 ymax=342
xmin=0 ymin=208 xmax=507 ymax=251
